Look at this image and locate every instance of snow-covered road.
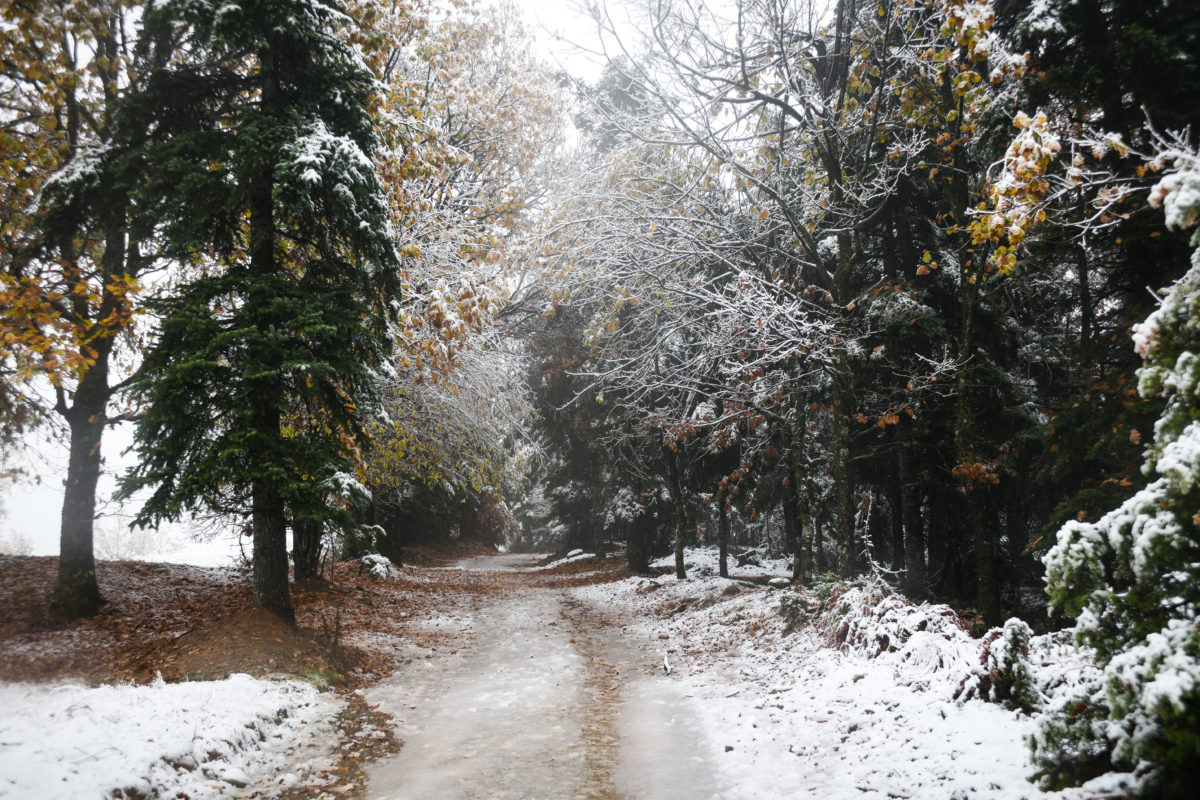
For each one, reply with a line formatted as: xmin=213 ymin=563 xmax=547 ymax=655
xmin=365 ymin=555 xmax=725 ymax=800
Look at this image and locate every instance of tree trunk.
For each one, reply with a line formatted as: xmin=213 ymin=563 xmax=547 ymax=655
xmin=627 ymin=513 xmax=651 ymax=573
xmin=809 ymin=508 xmax=822 ymax=573
xmin=889 ymin=486 xmax=904 ymax=573
xmin=292 ymin=518 xmax=323 ymax=581
xmin=52 ymin=380 xmax=106 ymax=619
xmin=246 ymin=41 xmax=293 ymax=625
xmin=955 ymin=306 xmax=1001 ymax=625
xmin=717 ymin=497 xmax=729 ymax=578
xmin=899 ymin=441 xmax=927 ymax=598
xmin=782 ymin=502 xmax=797 ymax=568
xmin=664 ymin=443 xmax=688 ymax=579
xmin=1006 ymin=480 xmax=1029 ymax=568
xmin=868 ymin=493 xmax=889 ymax=568
xmin=831 ymin=372 xmax=856 ymax=577
xmin=789 ymin=410 xmax=813 ymax=582
xmin=969 ymin=489 xmax=1000 ymax=626
xmin=787 ymin=468 xmax=806 ymax=582
xmin=253 ymin=475 xmax=294 ymax=624
xmin=52 ymin=177 xmax=126 ymax=619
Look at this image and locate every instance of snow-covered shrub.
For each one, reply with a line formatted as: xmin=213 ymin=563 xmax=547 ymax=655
xmin=795 ymin=576 xmax=972 ymax=671
xmin=827 ymin=578 xmax=969 ymax=658
xmin=359 ymin=553 xmax=395 ymax=581
xmin=958 ymin=618 xmax=1038 ymax=713
xmin=777 ymin=576 xmax=981 ymax=694
xmin=1032 ymin=144 xmax=1200 ymax=797
xmin=808 ymin=572 xmax=844 ymax=602
xmin=779 ymin=591 xmax=810 ymax=633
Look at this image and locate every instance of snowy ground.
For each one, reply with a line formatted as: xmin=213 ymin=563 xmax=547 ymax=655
xmin=0 ymin=674 xmax=340 ymax=799
xmin=568 ymin=548 xmax=1097 ymax=800
xmin=0 ymin=545 xmax=1109 ymax=799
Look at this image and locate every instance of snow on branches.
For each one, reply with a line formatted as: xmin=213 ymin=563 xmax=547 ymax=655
xmin=1036 ymin=135 xmax=1200 ymax=795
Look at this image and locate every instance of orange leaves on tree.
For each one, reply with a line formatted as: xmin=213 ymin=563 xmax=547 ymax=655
xmin=968 ymin=111 xmax=1061 ymax=278
xmin=2 ymin=0 xmax=146 ymax=411
xmin=878 ymin=411 xmax=901 ymax=428
xmin=951 ymin=460 xmax=1001 ymax=487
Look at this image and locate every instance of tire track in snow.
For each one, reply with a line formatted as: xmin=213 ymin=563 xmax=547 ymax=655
xmin=561 ymin=597 xmax=627 ymax=800
xmin=364 ymin=555 xmax=721 ymax=800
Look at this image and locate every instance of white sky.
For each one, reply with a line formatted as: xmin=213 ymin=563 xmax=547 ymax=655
xmin=513 ymin=0 xmax=610 ymax=82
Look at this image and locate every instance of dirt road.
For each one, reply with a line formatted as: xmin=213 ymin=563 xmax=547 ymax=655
xmin=365 ymin=555 xmax=724 ymax=800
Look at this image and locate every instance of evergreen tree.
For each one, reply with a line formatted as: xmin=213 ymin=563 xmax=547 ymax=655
xmin=1005 ymin=0 xmax=1200 ymax=539
xmin=1032 ymin=140 xmax=1200 ymax=797
xmin=120 ymin=0 xmax=400 ymax=623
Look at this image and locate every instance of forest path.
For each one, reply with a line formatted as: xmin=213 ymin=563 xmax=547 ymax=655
xmin=364 ymin=554 xmax=724 ymax=800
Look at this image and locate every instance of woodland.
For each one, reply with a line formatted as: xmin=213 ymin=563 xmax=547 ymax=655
xmin=3 ymin=0 xmax=1200 ymax=797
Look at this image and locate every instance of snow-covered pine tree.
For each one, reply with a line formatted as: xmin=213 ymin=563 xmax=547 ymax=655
xmin=120 ymin=0 xmax=401 ymax=623
xmin=1032 ymin=139 xmax=1200 ymax=796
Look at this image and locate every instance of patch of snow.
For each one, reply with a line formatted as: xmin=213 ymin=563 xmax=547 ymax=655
xmin=569 ymin=547 xmax=1097 ymax=799
xmin=0 ymin=674 xmax=339 ymax=799
xmin=527 ymin=550 xmax=595 ymax=571
xmin=649 ymin=546 xmax=792 ymax=578
xmin=361 ymin=553 xmax=397 ymax=580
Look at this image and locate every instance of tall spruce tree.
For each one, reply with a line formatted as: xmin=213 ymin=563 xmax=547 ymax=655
xmin=120 ymin=0 xmax=400 ymax=623
xmin=1033 ymin=141 xmax=1200 ymax=798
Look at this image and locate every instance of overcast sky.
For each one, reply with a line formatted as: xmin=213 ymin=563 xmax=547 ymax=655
xmin=515 ymin=0 xmax=613 ymax=82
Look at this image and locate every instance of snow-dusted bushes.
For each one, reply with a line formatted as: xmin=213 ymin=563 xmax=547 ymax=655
xmin=781 ymin=577 xmax=1044 ymax=716
xmin=360 ymin=553 xmax=396 ymax=581
xmin=1031 ymin=143 xmax=1200 ymax=797
xmin=780 ymin=576 xmax=978 ymax=684
xmin=957 ymin=619 xmax=1038 ymax=713
xmin=831 ymin=583 xmax=968 ymax=659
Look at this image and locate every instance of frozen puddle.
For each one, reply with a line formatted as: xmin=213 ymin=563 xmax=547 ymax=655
xmin=366 ymin=560 xmax=723 ymax=800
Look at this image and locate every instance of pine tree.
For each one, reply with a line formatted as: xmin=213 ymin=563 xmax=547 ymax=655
xmin=120 ymin=0 xmax=400 ymax=623
xmin=1032 ymin=140 xmax=1200 ymax=797
xmin=1005 ymin=0 xmax=1200 ymax=541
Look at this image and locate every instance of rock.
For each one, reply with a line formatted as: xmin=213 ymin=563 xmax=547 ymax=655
xmin=669 ymin=597 xmax=699 ymax=615
xmin=734 ymin=551 xmax=761 ymax=567
xmin=721 ymin=583 xmax=741 ymax=597
xmin=768 ymin=577 xmax=792 ymax=589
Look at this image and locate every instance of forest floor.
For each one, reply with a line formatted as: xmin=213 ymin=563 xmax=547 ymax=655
xmin=0 ymin=543 xmax=631 ymax=798
xmin=0 ymin=546 xmax=1095 ymax=799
